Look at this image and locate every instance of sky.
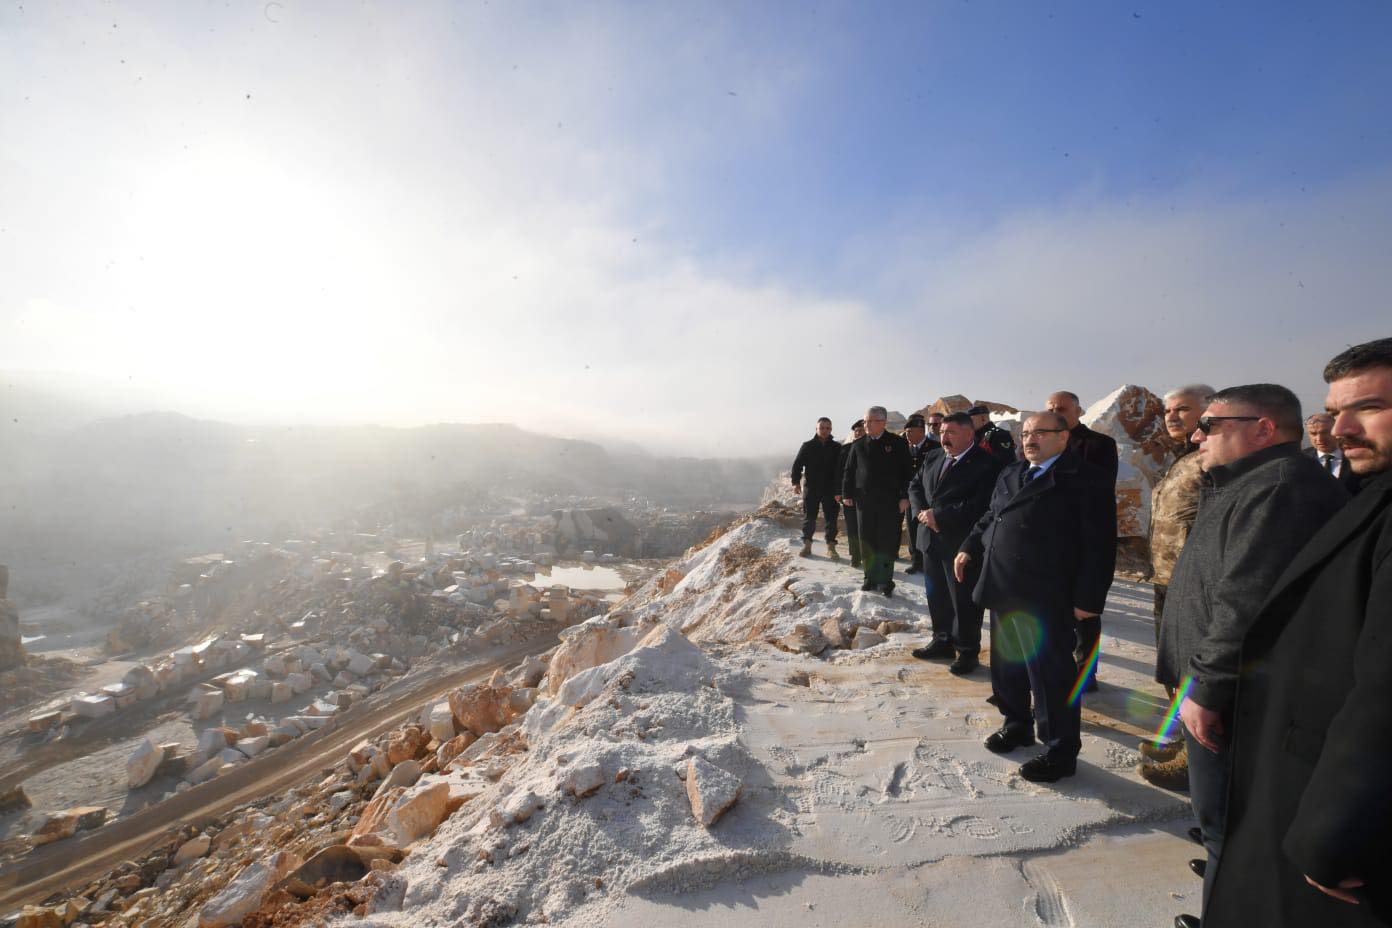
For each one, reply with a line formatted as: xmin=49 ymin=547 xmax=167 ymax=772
xmin=2 ymin=1 xmax=1390 ymax=456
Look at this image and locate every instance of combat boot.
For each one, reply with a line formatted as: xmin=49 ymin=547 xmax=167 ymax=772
xmin=799 ymin=540 xmax=813 ymax=558
xmin=1138 ymin=744 xmax=1190 ymax=792
xmin=827 ymin=543 xmax=841 ymax=561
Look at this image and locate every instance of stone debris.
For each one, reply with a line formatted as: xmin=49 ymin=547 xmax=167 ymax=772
xmin=685 ymin=755 xmax=742 ymax=826
xmin=198 ymin=849 xmax=304 ymax=928
xmin=852 ymin=627 xmax=888 ymax=650
xmin=776 ymin=623 xmax=828 ymax=655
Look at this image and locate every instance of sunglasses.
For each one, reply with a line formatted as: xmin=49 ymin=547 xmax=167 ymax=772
xmin=1196 ymin=415 xmax=1260 ymax=434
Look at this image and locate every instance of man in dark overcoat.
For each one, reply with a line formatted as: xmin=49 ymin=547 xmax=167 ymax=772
xmin=908 ymin=412 xmax=1003 ymax=674
xmin=956 ymin=412 xmax=1116 ymax=782
xmin=1046 ymin=390 xmax=1120 ymax=694
xmin=1206 ymin=338 xmax=1392 ymax=928
xmin=841 ymin=405 xmax=914 ymax=596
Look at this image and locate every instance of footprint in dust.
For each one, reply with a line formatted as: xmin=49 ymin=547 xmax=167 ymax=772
xmin=947 ymin=815 xmax=1000 ymax=840
xmin=885 ymin=813 xmax=917 ymax=844
xmin=1021 ymin=860 xmax=1074 ymax=927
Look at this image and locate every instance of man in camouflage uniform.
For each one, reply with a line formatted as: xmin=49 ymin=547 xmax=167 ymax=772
xmin=1139 ymin=384 xmax=1213 ymax=793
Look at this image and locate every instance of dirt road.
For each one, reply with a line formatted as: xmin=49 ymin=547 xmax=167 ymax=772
xmin=0 ymin=635 xmax=555 ymax=912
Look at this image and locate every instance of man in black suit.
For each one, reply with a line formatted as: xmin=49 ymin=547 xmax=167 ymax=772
xmin=1206 ymin=339 xmax=1392 ymax=928
xmin=841 ymin=406 xmax=914 ymax=596
xmin=902 ymin=415 xmax=937 ymax=575
xmin=1304 ymin=411 xmax=1363 ymax=494
xmin=909 ymin=412 xmax=1004 ymax=674
xmin=956 ymin=412 xmax=1116 ymax=782
xmin=791 ymin=417 xmax=843 ymax=560
xmin=834 ymin=419 xmax=866 ymax=569
xmin=1046 ymin=390 xmax=1120 ymax=694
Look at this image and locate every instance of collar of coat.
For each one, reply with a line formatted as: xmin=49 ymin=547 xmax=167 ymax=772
xmin=1204 ymin=441 xmax=1302 ymax=488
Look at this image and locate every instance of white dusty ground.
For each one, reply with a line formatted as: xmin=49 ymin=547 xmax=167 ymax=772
xmin=354 ymin=511 xmax=1200 ymax=928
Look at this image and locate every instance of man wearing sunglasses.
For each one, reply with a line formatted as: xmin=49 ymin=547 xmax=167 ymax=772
xmin=1208 ymin=338 xmax=1392 ymax=927
xmin=954 ymin=412 xmax=1116 ymax=783
xmin=1157 ymin=384 xmax=1347 ymax=927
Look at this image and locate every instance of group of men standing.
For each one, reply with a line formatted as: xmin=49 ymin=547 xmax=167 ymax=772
xmin=787 ymin=336 xmax=1392 ymax=927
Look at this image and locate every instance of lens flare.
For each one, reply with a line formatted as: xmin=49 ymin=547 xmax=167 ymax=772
xmin=993 ymin=611 xmax=1043 ymax=664
xmin=1067 ymin=638 xmax=1101 ymax=706
xmin=1124 ymin=688 xmax=1157 ymax=723
xmin=1153 ymin=676 xmax=1194 ymax=746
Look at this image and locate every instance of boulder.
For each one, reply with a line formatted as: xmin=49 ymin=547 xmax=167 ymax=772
xmin=126 ymin=738 xmax=164 ymax=789
xmin=14 ymin=905 xmax=62 ymax=928
xmin=685 ymin=756 xmax=741 ymax=826
xmin=236 ymin=735 xmax=270 ymax=759
xmin=286 ymin=672 xmax=314 ymax=694
xmin=776 ymin=624 xmax=828 ymax=655
xmin=196 ymin=727 xmax=237 ymax=762
xmin=71 ymin=694 xmax=115 ymax=718
xmin=386 ymin=778 xmax=452 ymax=845
xmin=545 ymin=620 xmax=643 ymax=695
xmin=426 ymin=702 xmax=456 ymax=743
xmin=448 ymin=683 xmax=514 ymax=737
xmin=819 ymin=616 xmax=847 ymax=649
xmin=198 ymin=850 xmax=303 ymax=928
xmin=852 ymin=627 xmax=887 ymax=650
xmin=374 ymin=759 xmax=421 ymax=798
xmin=27 ymin=711 xmax=61 ymax=733
xmin=353 ymin=787 xmax=405 ymax=838
xmin=386 ymin=726 xmax=428 ymax=766
xmin=279 ymin=845 xmax=370 ymax=899
xmin=173 ymin=833 xmax=211 ymax=865
xmin=436 ymin=732 xmax=476 ymax=768
xmin=30 ymin=806 xmax=108 ymax=845
xmin=269 ymin=681 xmax=292 ymax=703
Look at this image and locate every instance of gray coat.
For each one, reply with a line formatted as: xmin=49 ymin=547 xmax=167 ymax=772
xmin=1156 ymin=442 xmax=1348 ymax=711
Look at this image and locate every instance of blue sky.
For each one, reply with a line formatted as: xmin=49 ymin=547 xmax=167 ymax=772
xmin=2 ymin=1 xmax=1389 ymax=453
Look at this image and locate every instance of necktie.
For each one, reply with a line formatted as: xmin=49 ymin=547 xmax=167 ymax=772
xmin=1323 ymin=454 xmax=1337 ymax=474
xmin=940 ymin=455 xmax=956 ymax=479
xmin=1023 ymin=465 xmax=1042 ymax=485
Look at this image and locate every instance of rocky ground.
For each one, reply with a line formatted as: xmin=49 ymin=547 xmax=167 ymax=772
xmin=2 ymin=494 xmax=1201 ymax=928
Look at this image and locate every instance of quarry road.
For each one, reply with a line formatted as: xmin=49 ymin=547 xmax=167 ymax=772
xmin=0 ymin=634 xmax=558 ymax=912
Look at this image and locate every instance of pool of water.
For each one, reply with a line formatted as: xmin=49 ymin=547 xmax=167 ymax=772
xmin=538 ymin=565 xmax=627 ymax=591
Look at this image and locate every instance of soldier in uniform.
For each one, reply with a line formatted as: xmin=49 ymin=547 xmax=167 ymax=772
xmin=1138 ymin=384 xmax=1213 ymax=794
xmin=969 ymin=404 xmax=1018 ymax=464
xmin=902 ymin=415 xmax=936 ymax=575
xmin=841 ymin=406 xmax=914 ymax=596
xmin=835 ymin=419 xmax=866 ymax=568
xmin=790 ymin=417 xmax=843 ymax=560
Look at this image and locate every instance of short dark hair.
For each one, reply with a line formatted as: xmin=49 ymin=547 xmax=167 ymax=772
xmin=1052 ymin=390 xmax=1081 ymax=405
xmin=940 ymin=412 xmax=973 ymax=428
xmin=905 ymin=415 xmax=926 ymax=429
xmin=927 ymin=411 xmax=944 ymax=421
xmin=816 ymin=416 xmax=832 ymax=425
xmin=1324 ymin=337 xmax=1392 ymax=382
xmin=1207 ymin=383 xmax=1303 ymax=436
xmin=1029 ymin=411 xmax=1070 ymax=431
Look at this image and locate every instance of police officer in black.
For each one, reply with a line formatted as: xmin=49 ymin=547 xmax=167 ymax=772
xmin=835 ymin=419 xmax=866 ymax=568
xmin=842 ymin=406 xmax=914 ymax=596
xmin=902 ymin=415 xmax=937 ymax=574
xmin=791 ymin=417 xmax=843 ymax=560
xmin=969 ymin=404 xmax=1018 ymax=465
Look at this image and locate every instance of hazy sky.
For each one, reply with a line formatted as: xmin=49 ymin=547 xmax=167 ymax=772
xmin=2 ymin=2 xmax=1389 ymax=455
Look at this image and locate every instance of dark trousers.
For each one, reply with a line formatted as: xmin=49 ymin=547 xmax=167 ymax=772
xmin=923 ymin=549 xmax=983 ymax=654
xmin=1184 ymin=724 xmax=1229 ymax=913
xmin=1152 ymin=583 xmax=1168 ymax=652
xmin=903 ymin=513 xmax=923 ymax=567
xmin=1073 ymin=614 xmax=1101 ymax=687
xmin=988 ymin=606 xmax=1081 ymax=760
xmin=801 ymin=493 xmax=840 ymax=544
xmin=855 ymin=496 xmax=901 ymax=588
xmin=842 ymin=504 xmax=861 ymax=563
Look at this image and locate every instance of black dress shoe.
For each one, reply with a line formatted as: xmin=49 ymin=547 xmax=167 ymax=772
xmin=949 ymin=653 xmax=979 ymax=675
xmin=1174 ymin=915 xmax=1200 ymax=928
xmin=984 ymin=727 xmax=1036 ymax=754
xmin=1189 ymin=858 xmax=1206 ymax=878
xmin=912 ymin=639 xmax=956 ymax=661
xmin=880 ymin=583 xmax=895 ymax=598
xmin=850 ymin=559 xmax=862 ymax=569
xmin=1019 ymin=753 xmax=1077 ymax=783
xmin=1187 ymin=826 xmax=1203 ymax=846
xmin=860 ymin=580 xmax=875 ymax=591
